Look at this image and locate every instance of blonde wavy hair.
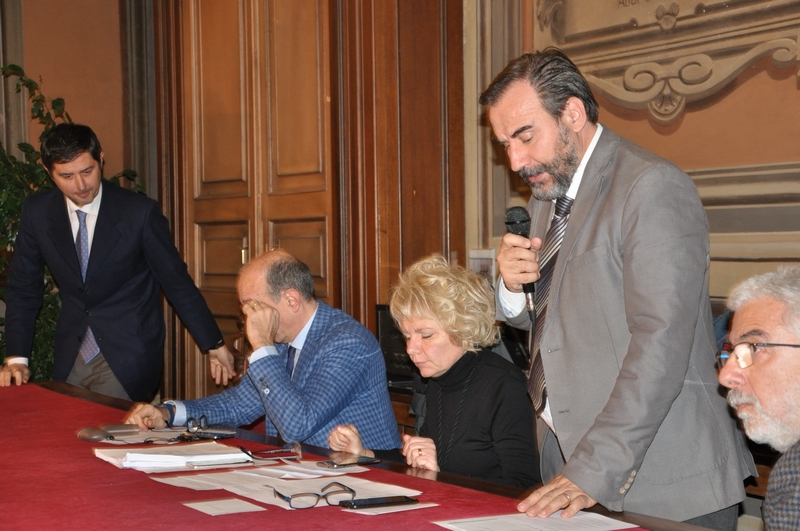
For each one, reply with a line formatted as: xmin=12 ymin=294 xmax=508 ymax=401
xmin=389 ymin=254 xmax=500 ymax=352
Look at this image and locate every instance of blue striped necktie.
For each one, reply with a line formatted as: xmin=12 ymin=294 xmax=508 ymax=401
xmin=76 ymin=210 xmax=100 ymax=363
xmin=528 ymin=195 xmax=574 ymax=415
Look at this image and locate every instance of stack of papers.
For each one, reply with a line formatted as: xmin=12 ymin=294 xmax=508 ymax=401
xmin=95 ymin=441 xmax=252 ymax=472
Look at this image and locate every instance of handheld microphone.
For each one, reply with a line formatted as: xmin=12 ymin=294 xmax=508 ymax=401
xmin=504 ymin=207 xmax=536 ymax=313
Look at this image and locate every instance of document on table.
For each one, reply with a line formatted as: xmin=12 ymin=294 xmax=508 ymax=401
xmin=434 ymin=512 xmax=638 ymax=531
xmin=183 ymin=498 xmax=267 ymax=516
xmin=224 ymin=476 xmax=422 ymax=510
xmin=151 ymin=460 xmax=371 ymax=491
xmin=94 ymin=440 xmax=252 ymax=472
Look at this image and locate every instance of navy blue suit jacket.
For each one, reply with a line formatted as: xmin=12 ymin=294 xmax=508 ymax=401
xmin=5 ymin=181 xmax=222 ymax=400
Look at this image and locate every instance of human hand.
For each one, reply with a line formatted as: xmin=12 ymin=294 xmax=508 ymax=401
xmin=0 ymin=363 xmax=30 ymax=386
xmin=125 ymin=403 xmax=169 ymax=430
xmin=241 ymin=300 xmax=280 ymax=350
xmin=496 ymin=233 xmax=543 ymax=293
xmin=209 ymin=344 xmax=236 ymax=386
xmin=401 ymin=434 xmax=440 ymax=471
xmin=517 ymin=475 xmax=596 ymax=518
xmin=328 ymin=424 xmax=374 ymax=457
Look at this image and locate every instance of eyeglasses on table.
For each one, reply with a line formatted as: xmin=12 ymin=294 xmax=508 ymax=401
xmin=272 ymin=481 xmax=355 ymax=509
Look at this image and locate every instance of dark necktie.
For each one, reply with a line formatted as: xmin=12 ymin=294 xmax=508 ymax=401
xmin=286 ymin=346 xmax=297 ymax=377
xmin=76 ymin=210 xmax=100 ymax=363
xmin=528 ymin=195 xmax=574 ymax=415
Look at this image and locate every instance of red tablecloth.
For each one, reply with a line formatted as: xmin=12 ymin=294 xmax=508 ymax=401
xmin=0 ymin=384 xmax=541 ymax=531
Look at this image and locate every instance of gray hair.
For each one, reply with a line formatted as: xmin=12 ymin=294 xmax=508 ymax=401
xmin=728 ymin=265 xmax=800 ymax=338
xmin=265 ymin=253 xmax=315 ymax=302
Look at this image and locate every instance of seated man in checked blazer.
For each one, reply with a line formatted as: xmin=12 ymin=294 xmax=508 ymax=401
xmin=126 ymin=249 xmax=401 ymax=451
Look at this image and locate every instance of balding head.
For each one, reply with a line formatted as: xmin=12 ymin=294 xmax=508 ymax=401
xmin=237 ymin=249 xmax=315 ymax=304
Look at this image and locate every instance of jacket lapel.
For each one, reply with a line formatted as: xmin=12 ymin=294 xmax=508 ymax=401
xmin=292 ymin=301 xmax=327 ymax=379
xmin=546 ymin=128 xmax=617 ymax=325
xmin=85 ymin=182 xmax=122 ymax=284
xmin=46 ymin=192 xmax=83 ymax=281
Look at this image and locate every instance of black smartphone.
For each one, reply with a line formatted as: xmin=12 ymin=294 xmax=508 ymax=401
xmin=196 ymin=429 xmax=235 ymax=440
xmin=340 ymin=496 xmax=418 ymax=509
xmin=316 ymin=455 xmax=381 ymax=468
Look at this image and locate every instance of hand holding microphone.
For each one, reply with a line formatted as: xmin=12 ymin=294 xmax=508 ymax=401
xmin=500 ymin=207 xmax=541 ymax=313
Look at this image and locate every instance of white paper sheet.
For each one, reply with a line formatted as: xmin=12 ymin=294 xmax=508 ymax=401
xmin=342 ymin=502 xmax=439 ymax=515
xmin=434 ymin=511 xmax=638 ymax=531
xmin=183 ymin=498 xmax=266 ymax=516
xmin=94 ymin=440 xmax=251 ymax=472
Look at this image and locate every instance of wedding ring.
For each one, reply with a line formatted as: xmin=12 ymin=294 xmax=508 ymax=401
xmin=417 ymin=448 xmax=423 ymax=456
xmin=564 ymin=492 xmax=571 ymax=503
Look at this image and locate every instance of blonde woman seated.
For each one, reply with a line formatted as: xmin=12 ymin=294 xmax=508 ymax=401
xmin=329 ymin=255 xmax=539 ymax=489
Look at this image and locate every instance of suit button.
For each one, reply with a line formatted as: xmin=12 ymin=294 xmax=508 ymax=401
xmin=78 ymin=288 xmax=83 ymax=293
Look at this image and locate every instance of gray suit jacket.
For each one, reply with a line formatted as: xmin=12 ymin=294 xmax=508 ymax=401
xmin=506 ymin=127 xmax=755 ymax=521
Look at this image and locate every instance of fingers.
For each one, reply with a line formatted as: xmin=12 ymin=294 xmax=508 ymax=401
xmin=0 ymin=364 xmax=30 ymax=387
xmin=209 ymin=358 xmax=232 ymax=386
xmin=401 ymin=436 xmax=439 ymax=471
xmin=242 ymin=300 xmax=279 ymax=350
xmin=124 ymin=403 xmax=167 ymax=430
xmin=517 ymin=475 xmax=596 ymax=518
xmin=328 ymin=425 xmax=365 ymax=455
xmin=124 ymin=403 xmax=150 ymax=430
xmin=497 ymin=235 xmax=543 ymax=292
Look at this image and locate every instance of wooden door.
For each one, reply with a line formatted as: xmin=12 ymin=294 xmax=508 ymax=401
xmin=154 ymin=0 xmax=336 ymax=400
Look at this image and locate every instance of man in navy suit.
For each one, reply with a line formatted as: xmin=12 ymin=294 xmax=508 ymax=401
xmin=125 ymin=249 xmax=402 ymax=451
xmin=1 ymin=123 xmax=235 ymax=401
xmin=718 ymin=266 xmax=800 ymax=530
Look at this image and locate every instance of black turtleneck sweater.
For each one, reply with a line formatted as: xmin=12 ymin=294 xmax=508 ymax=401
xmin=418 ymin=349 xmax=540 ymax=489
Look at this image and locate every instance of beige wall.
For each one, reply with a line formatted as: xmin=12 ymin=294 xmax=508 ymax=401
xmin=21 ymin=0 xmax=126 ymax=177
xmin=599 ymin=57 xmax=800 ymax=169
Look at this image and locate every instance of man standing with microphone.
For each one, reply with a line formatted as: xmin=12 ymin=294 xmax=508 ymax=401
xmin=483 ymin=49 xmax=754 ymax=530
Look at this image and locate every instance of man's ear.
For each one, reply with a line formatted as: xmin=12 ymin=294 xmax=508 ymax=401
xmin=283 ymin=289 xmax=302 ymax=312
xmin=561 ymin=96 xmax=587 ymax=133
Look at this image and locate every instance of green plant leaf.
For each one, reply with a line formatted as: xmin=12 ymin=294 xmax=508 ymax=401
xmin=51 ymin=98 xmax=65 ymax=115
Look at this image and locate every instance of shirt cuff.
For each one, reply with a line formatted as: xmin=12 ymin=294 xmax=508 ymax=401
xmin=164 ymin=400 xmax=188 ymax=427
xmin=4 ymin=357 xmax=28 ymax=367
xmin=248 ymin=345 xmax=279 ymax=365
xmin=497 ymin=276 xmax=527 ymax=317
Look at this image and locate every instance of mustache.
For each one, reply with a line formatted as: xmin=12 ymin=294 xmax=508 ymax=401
xmin=518 ymin=165 xmax=552 ymax=181
xmin=727 ymin=389 xmax=756 ymax=409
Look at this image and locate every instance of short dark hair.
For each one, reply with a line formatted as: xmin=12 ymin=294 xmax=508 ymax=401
xmin=479 ymin=47 xmax=598 ymax=124
xmin=266 ymin=254 xmax=316 ymax=302
xmin=40 ymin=123 xmax=103 ymax=171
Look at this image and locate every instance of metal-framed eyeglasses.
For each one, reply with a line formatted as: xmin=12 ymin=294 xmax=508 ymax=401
xmin=716 ymin=341 xmax=800 ymax=370
xmin=272 ymin=481 xmax=355 ymax=509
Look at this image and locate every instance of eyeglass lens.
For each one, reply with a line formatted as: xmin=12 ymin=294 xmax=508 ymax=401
xmin=718 ymin=343 xmax=753 ymax=369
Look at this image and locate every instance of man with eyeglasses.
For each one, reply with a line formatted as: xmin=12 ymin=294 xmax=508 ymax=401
xmin=718 ymin=265 xmax=800 ymax=530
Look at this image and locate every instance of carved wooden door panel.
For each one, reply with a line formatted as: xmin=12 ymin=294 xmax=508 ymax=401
xmin=155 ymin=0 xmax=336 ymax=399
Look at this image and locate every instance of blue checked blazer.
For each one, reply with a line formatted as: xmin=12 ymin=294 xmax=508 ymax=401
xmin=182 ymin=301 xmax=402 ymax=449
xmin=764 ymin=441 xmax=800 ymax=530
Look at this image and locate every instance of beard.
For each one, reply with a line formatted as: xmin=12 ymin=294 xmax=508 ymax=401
xmin=517 ymin=124 xmax=579 ymax=202
xmin=727 ymin=389 xmax=800 ymax=453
